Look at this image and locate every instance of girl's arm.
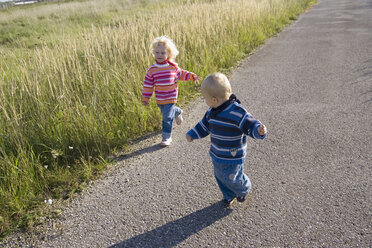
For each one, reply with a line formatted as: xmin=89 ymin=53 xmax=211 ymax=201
xmin=142 ymin=71 xmax=154 ymax=105
xmin=177 ymin=68 xmax=201 ymax=82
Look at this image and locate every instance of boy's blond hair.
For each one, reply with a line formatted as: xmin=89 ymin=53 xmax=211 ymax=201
xmin=150 ymin=36 xmax=179 ymax=62
xmin=201 ymin=72 xmax=232 ymax=100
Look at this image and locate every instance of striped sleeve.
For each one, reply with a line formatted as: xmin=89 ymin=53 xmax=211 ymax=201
xmin=240 ymin=113 xmax=266 ymax=140
xmin=177 ymin=68 xmax=195 ymax=81
xmin=187 ymin=111 xmax=210 ymax=140
xmin=142 ymin=70 xmax=154 ymax=103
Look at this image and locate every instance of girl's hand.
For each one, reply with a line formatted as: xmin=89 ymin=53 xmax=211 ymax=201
xmin=257 ymin=124 xmax=267 ymax=136
xmin=192 ymin=74 xmax=201 ymax=83
xmin=186 ymin=134 xmax=193 ymax=142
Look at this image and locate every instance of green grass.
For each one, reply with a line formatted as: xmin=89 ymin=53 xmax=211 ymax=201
xmin=0 ymin=0 xmax=316 ymax=239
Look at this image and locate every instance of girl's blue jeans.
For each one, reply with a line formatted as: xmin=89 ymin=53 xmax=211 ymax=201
xmin=212 ymin=161 xmax=251 ymax=201
xmin=157 ymin=103 xmax=182 ymax=140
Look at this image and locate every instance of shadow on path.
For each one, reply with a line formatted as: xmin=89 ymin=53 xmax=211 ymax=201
xmin=109 ymin=202 xmax=232 ymax=248
xmin=115 ymin=132 xmax=164 ymax=162
xmin=115 ymin=143 xmax=165 ymax=162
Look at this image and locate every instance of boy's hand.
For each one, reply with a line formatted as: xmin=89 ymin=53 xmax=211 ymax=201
xmin=142 ymin=101 xmax=149 ymax=106
xmin=186 ymin=134 xmax=193 ymax=142
xmin=257 ymin=124 xmax=267 ymax=136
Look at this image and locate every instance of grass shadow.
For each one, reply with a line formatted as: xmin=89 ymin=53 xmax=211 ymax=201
xmin=109 ymin=202 xmax=232 ymax=248
xmin=114 ymin=131 xmax=164 ymax=162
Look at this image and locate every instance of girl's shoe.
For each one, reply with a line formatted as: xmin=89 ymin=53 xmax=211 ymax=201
xmin=160 ymin=138 xmax=172 ymax=147
xmin=221 ymin=198 xmax=235 ymax=207
xmin=175 ymin=110 xmax=183 ymax=125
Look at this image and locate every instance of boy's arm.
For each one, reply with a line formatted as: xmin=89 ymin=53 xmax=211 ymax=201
xmin=142 ymin=71 xmax=154 ymax=105
xmin=186 ymin=111 xmax=210 ymax=142
xmin=240 ymin=113 xmax=267 ymax=140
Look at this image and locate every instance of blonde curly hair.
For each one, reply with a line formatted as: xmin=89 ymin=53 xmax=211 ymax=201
xmin=150 ymin=36 xmax=179 ymax=62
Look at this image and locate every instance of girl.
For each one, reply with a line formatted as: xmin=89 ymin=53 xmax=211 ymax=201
xmin=142 ymin=36 xmax=201 ymax=146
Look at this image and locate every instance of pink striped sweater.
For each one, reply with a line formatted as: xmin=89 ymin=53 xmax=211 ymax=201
xmin=142 ymin=62 xmax=195 ymax=104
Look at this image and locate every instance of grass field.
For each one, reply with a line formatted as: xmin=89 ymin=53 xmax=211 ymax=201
xmin=0 ymin=0 xmax=316 ymax=239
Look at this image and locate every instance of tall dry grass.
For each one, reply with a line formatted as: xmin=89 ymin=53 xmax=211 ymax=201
xmin=0 ymin=0 xmax=315 ymax=238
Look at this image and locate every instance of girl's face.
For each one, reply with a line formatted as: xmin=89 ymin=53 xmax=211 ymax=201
xmin=154 ymin=44 xmax=169 ymax=63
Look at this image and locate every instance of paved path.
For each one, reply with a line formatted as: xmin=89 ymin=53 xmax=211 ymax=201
xmin=2 ymin=0 xmax=372 ymax=247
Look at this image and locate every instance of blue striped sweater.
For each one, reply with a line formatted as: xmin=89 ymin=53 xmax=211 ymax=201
xmin=187 ymin=95 xmax=266 ymax=165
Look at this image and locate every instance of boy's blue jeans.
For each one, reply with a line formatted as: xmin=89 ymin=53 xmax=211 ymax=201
xmin=212 ymin=161 xmax=251 ymax=201
xmin=157 ymin=103 xmax=182 ymax=140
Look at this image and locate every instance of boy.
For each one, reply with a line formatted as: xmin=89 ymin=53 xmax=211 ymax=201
xmin=186 ymin=72 xmax=267 ymax=207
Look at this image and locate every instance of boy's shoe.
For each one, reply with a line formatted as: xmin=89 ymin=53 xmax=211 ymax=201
xmin=175 ymin=110 xmax=183 ymax=125
xmin=221 ymin=198 xmax=236 ymax=207
xmin=237 ymin=194 xmax=248 ymax=203
xmin=160 ymin=138 xmax=172 ymax=147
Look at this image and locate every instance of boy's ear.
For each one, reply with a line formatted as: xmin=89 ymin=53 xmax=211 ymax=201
xmin=212 ymin=97 xmax=219 ymax=105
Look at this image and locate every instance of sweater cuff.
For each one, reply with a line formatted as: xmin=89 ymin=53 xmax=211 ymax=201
xmin=186 ymin=129 xmax=198 ymax=140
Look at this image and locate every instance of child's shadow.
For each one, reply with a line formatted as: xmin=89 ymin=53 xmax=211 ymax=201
xmin=109 ymin=202 xmax=232 ymax=248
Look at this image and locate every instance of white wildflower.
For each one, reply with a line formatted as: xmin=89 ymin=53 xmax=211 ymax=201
xmin=51 ymin=149 xmax=62 ymax=158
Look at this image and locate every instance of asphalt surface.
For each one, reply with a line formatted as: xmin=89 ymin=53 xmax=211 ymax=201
xmin=2 ymin=0 xmax=372 ymax=247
